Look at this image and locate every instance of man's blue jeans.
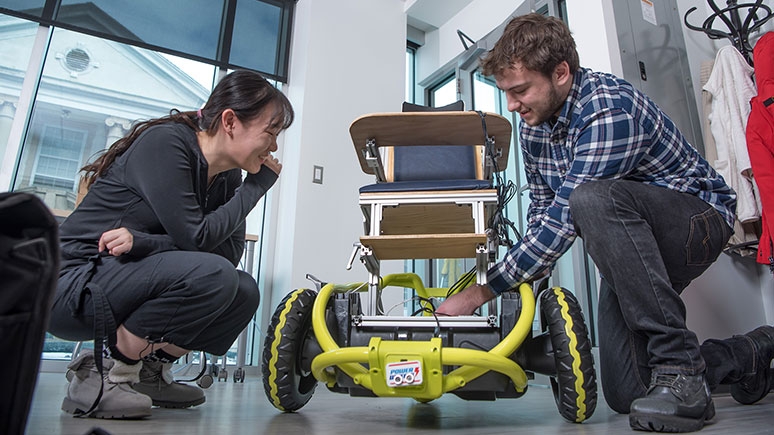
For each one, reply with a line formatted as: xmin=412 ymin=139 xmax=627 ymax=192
xmin=569 ymin=179 xmax=749 ymax=413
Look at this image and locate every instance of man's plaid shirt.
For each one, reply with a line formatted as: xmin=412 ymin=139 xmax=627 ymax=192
xmin=487 ymin=68 xmax=737 ymax=295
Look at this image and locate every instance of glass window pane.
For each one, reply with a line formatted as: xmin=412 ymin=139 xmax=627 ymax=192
xmin=431 ymin=77 xmax=456 ymax=107
xmin=230 ymin=0 xmax=282 ymax=74
xmin=3 ymin=1 xmax=295 ymax=82
xmin=406 ymin=47 xmax=415 ymax=103
xmin=0 ymin=0 xmax=46 ymax=17
xmin=12 ymin=27 xmax=212 ymax=211
xmin=162 ymin=53 xmax=218 ymax=90
xmin=43 ymin=334 xmax=91 ymax=360
xmin=32 ymin=125 xmax=85 ymax=190
xmin=473 ymin=76 xmax=497 ymax=112
xmin=0 ymin=15 xmax=38 ymax=161
xmin=57 ymin=0 xmax=225 ymax=61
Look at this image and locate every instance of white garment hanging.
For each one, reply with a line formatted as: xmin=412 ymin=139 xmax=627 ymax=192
xmin=703 ymin=44 xmax=760 ymax=223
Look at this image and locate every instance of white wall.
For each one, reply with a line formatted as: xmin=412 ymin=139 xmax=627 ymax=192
xmin=684 ymin=254 xmax=772 ymax=342
xmin=567 ymin=0 xmax=619 ymax=75
xmin=261 ymin=0 xmax=408 ymax=317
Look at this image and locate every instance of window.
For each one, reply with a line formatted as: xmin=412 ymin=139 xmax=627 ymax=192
xmin=536 ymin=0 xmax=568 ymax=22
xmin=32 ymin=124 xmax=85 ymax=190
xmin=558 ymin=0 xmax=568 ymax=23
xmin=56 ymin=0 xmax=224 ymax=61
xmin=11 ymin=27 xmax=211 ymax=210
xmin=1 ymin=2 xmax=288 ymax=369
xmin=0 ymin=15 xmax=38 ymax=164
xmin=231 ymin=0 xmax=292 ymax=78
xmin=0 ymin=0 xmax=296 ymax=81
xmin=429 ymin=74 xmax=456 ymax=107
xmin=405 ymin=44 xmax=416 ymax=103
xmin=0 ymin=0 xmax=47 ymax=16
xmin=6 ymin=24 xmax=216 ymax=362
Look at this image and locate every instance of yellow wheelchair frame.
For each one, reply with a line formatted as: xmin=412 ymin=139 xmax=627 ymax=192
xmin=308 ymin=278 xmax=535 ymax=400
xmin=262 ymin=110 xmax=597 ymax=423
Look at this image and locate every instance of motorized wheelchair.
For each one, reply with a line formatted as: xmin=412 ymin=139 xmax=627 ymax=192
xmin=261 ymin=102 xmax=598 ymax=423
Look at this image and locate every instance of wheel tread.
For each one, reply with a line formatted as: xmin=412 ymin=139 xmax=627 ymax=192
xmin=262 ymin=288 xmax=319 ymax=412
xmin=540 ymin=287 xmax=598 ymax=423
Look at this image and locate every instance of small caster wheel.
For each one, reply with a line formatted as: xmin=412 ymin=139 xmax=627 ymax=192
xmin=218 ymin=368 xmax=228 ymax=382
xmin=197 ymin=374 xmax=213 ymax=389
xmin=233 ymin=367 xmax=245 ymax=383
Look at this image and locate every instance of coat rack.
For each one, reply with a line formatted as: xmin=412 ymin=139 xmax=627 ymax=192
xmin=684 ymin=0 xmax=773 ymax=65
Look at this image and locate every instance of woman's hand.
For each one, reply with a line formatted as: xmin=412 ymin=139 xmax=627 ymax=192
xmin=98 ymin=227 xmax=134 ymax=256
xmin=262 ymin=154 xmax=282 ymax=175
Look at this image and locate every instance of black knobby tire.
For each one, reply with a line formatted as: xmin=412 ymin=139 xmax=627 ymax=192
xmin=540 ymin=287 xmax=597 ymax=423
xmin=262 ymin=288 xmax=318 ymax=412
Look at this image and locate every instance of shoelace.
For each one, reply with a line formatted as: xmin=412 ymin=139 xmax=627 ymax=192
xmin=651 ymin=373 xmax=683 ymax=394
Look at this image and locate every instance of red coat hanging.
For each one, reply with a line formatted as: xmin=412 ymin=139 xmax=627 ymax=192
xmin=746 ymin=32 xmax=774 ymax=270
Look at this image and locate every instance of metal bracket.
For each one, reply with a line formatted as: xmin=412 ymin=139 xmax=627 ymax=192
xmin=484 ymin=136 xmax=502 ymax=179
xmin=360 ymin=245 xmax=380 ymax=276
xmin=364 ymin=138 xmax=386 ymax=182
xmin=475 ymin=243 xmax=489 ymax=285
xmin=305 ymin=273 xmax=325 ymax=291
xmin=346 ymin=243 xmax=361 ymax=270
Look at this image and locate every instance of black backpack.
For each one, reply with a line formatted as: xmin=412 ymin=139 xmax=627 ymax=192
xmin=0 ymin=192 xmax=60 ymax=435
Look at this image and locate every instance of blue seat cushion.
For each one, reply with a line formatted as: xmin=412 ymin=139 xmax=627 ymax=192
xmin=393 ymin=145 xmax=477 ymax=181
xmin=359 ymin=179 xmax=492 ymax=193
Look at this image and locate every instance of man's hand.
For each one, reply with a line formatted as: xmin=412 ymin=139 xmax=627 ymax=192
xmin=98 ymin=227 xmax=133 ymax=256
xmin=435 ymin=283 xmax=497 ymax=316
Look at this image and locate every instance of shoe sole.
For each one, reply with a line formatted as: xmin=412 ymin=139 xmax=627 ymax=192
xmin=61 ymin=398 xmax=151 ymax=419
xmin=731 ymin=367 xmax=773 ymax=405
xmin=629 ymin=413 xmax=703 ymax=433
xmin=152 ymin=396 xmax=206 ymax=409
xmin=629 ymin=402 xmax=714 ymax=433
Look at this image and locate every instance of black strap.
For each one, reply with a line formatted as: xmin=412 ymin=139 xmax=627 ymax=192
xmin=70 ymin=255 xmax=118 ymax=418
xmin=475 ymin=110 xmax=496 ymax=170
xmin=764 ymin=96 xmax=774 ymax=107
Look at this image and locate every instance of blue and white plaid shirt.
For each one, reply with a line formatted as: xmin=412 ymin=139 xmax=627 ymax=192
xmin=487 ymin=68 xmax=737 ymax=295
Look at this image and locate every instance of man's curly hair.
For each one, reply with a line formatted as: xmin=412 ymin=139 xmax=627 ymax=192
xmin=480 ymin=13 xmax=579 ymax=78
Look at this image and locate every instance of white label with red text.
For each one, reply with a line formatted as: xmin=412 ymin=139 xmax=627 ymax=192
xmin=386 ymin=360 xmax=423 ymax=387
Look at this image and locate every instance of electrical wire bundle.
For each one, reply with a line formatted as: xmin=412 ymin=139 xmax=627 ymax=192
xmin=476 ymin=110 xmax=520 ymax=248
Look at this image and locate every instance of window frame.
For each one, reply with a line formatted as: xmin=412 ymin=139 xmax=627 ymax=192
xmin=0 ymin=0 xmax=296 ymax=82
xmin=31 ymin=123 xmax=86 ymax=191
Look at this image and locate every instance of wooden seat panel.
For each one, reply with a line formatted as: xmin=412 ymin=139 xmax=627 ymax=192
xmin=360 ymin=234 xmax=487 ymax=260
